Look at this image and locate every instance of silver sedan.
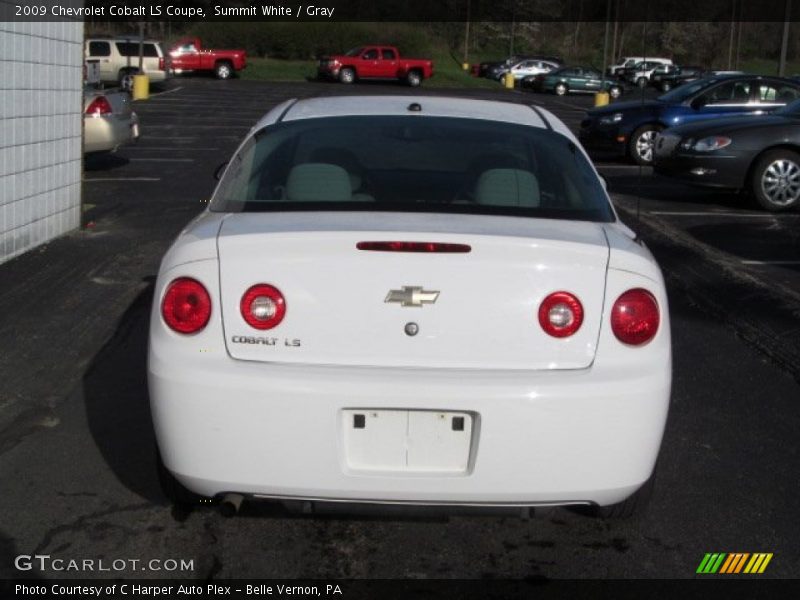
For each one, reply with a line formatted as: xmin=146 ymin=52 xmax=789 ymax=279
xmin=83 ymin=87 xmax=139 ymax=154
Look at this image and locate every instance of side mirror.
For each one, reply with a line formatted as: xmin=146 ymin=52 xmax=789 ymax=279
xmin=213 ymin=161 xmax=228 ymax=181
xmin=691 ymin=96 xmax=707 ymax=110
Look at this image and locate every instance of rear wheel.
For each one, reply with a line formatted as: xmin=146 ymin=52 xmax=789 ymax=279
xmin=629 ymin=124 xmax=662 ymax=165
xmin=118 ymin=69 xmax=137 ymax=93
xmin=661 ymin=81 xmax=672 ymax=92
xmin=554 ymin=82 xmax=568 ymax=96
xmin=339 ymin=67 xmax=355 ymax=84
xmin=406 ymin=70 xmax=422 ymax=87
xmin=637 ymin=76 xmax=648 ymax=88
xmin=751 ymin=149 xmax=800 ymax=211
xmin=596 ymin=467 xmax=656 ymax=519
xmin=215 ymin=61 xmax=233 ymax=80
xmin=609 ymin=85 xmax=622 ymax=99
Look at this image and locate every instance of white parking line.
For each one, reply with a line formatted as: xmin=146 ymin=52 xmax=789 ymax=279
xmin=146 ymin=125 xmax=249 ymax=129
xmin=128 ymin=158 xmax=195 ymax=162
xmin=146 ymin=86 xmax=184 ymax=97
xmin=84 ymin=177 xmax=162 ymax=182
xmin=596 ymin=164 xmax=651 ymax=170
xmin=139 ymin=135 xmax=238 ymax=138
xmin=741 ymin=260 xmax=800 ymax=265
xmin=649 ymin=211 xmax=800 ymax=218
xmin=126 ymin=146 xmax=221 ymax=151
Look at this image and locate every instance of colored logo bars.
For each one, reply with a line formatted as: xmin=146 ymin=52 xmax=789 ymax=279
xmin=696 ymin=553 xmax=773 ymax=574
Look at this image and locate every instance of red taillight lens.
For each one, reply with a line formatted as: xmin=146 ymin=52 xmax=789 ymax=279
xmin=538 ymin=291 xmax=584 ymax=338
xmin=241 ymin=284 xmax=286 ymax=330
xmin=159 ymin=56 xmax=165 ymax=71
xmin=356 ymin=241 xmax=471 ymax=253
xmin=611 ymin=289 xmax=660 ymax=345
xmin=161 ymin=278 xmax=212 ymax=334
xmin=85 ymin=96 xmax=112 ymax=116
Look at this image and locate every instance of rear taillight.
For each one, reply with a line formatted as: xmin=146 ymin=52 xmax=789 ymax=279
xmin=241 ymin=284 xmax=286 ymax=330
xmin=159 ymin=56 xmax=165 ymax=71
xmin=356 ymin=241 xmax=471 ymax=253
xmin=161 ymin=278 xmax=212 ymax=334
xmin=539 ymin=291 xmax=584 ymax=338
xmin=611 ymin=289 xmax=660 ymax=345
xmin=85 ymin=96 xmax=112 ymax=116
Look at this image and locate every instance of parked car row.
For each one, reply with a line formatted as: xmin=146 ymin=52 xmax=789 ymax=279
xmin=580 ymin=74 xmax=800 ymax=210
xmin=84 ymin=36 xmax=247 ymax=92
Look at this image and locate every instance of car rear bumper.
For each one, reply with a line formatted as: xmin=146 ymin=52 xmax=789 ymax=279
xmin=84 ymin=112 xmax=138 ymax=154
xmin=149 ymin=344 xmax=670 ymax=508
xmin=653 ymin=154 xmax=745 ymax=189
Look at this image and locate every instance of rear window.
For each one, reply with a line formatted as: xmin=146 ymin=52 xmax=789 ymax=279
xmin=211 ymin=116 xmax=614 ymax=222
xmin=115 ymin=42 xmax=160 ymax=57
xmin=88 ymin=41 xmax=110 ymax=57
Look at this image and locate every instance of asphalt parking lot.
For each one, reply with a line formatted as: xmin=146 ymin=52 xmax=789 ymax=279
xmin=1 ymin=77 xmax=799 ymax=582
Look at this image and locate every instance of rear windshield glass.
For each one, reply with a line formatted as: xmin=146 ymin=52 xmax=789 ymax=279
xmin=210 ymin=116 xmax=614 ymax=222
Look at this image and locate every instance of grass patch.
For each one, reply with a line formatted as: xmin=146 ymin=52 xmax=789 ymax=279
xmin=241 ymin=54 xmax=502 ymax=90
xmin=738 ymin=58 xmax=800 ymax=77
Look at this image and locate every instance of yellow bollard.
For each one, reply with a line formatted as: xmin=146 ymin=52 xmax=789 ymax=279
xmin=132 ymin=74 xmax=150 ymax=100
xmin=594 ymin=91 xmax=610 ymax=107
xmin=504 ymin=73 xmax=515 ymax=89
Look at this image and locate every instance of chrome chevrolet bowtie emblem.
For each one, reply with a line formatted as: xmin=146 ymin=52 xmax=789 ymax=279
xmin=385 ymin=286 xmax=440 ymax=307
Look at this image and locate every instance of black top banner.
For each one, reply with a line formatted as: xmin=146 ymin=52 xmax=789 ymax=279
xmin=2 ymin=0 xmax=800 ymax=22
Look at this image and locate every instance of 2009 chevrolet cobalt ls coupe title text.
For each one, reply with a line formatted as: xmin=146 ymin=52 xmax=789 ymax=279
xmin=148 ymin=96 xmax=671 ymax=518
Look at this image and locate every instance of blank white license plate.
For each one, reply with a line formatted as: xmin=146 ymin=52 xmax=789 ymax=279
xmin=342 ymin=409 xmax=473 ymax=474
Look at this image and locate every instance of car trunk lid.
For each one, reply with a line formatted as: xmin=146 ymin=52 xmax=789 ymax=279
xmin=217 ymin=212 xmax=609 ymax=371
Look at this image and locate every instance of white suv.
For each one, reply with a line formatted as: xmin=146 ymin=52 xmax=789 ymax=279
xmin=626 ymin=60 xmax=675 ymax=87
xmin=608 ymin=56 xmax=673 ymax=78
xmin=85 ymin=37 xmax=171 ymax=92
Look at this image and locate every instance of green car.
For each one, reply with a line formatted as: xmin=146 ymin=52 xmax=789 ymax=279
xmin=528 ymin=66 xmax=622 ymax=99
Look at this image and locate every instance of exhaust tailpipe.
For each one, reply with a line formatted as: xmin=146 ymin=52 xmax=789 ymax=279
xmin=220 ymin=493 xmax=244 ymax=517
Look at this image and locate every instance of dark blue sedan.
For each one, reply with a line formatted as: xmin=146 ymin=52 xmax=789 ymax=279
xmin=579 ymin=75 xmax=800 ymax=165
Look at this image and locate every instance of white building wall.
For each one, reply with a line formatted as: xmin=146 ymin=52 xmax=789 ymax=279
xmin=0 ymin=21 xmax=83 ymax=264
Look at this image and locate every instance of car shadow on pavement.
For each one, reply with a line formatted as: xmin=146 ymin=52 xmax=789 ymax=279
xmin=82 ymin=280 xmax=163 ymax=505
xmin=608 ymin=172 xmax=748 ymax=209
xmin=84 ymin=153 xmax=130 ymax=172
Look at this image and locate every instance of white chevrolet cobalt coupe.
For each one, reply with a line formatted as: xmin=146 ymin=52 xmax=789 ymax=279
xmin=148 ymin=96 xmax=671 ymax=518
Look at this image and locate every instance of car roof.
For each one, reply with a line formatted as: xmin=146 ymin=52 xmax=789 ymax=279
xmin=255 ymin=96 xmax=562 ymax=132
xmin=87 ymin=37 xmax=161 ymax=42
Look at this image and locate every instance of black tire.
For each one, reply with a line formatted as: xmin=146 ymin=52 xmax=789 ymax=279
xmin=661 ymin=81 xmax=672 ymax=92
xmin=629 ymin=124 xmax=662 ymax=165
xmin=156 ymin=448 xmax=203 ymax=507
xmin=637 ymin=76 xmax=648 ymax=88
xmin=214 ymin=61 xmax=233 ymax=80
xmin=609 ymin=85 xmax=622 ymax=99
xmin=339 ymin=67 xmax=355 ymax=84
xmin=750 ymin=149 xmax=800 ymax=211
xmin=554 ymin=82 xmax=568 ymax=96
xmin=596 ymin=467 xmax=656 ymax=519
xmin=406 ymin=70 xmax=422 ymax=87
xmin=118 ymin=69 xmax=137 ymax=93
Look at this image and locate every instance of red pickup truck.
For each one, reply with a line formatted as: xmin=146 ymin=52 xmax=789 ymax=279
xmin=318 ymin=45 xmax=434 ymax=87
xmin=169 ymin=37 xmax=246 ymax=80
